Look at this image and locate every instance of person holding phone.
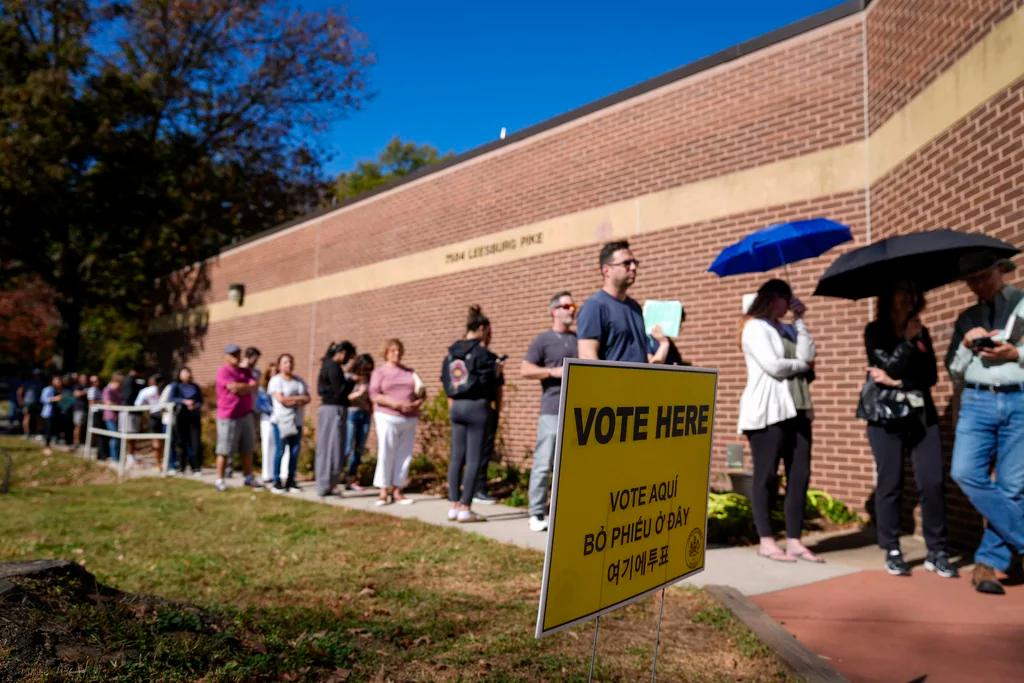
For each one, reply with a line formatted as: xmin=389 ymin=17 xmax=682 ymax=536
xmin=738 ymin=279 xmax=821 ymax=563
xmin=862 ymin=281 xmax=955 ymax=578
xmin=947 ymin=251 xmax=1024 ymax=595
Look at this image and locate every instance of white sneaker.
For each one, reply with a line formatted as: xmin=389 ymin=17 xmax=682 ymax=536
xmin=529 ymin=515 xmax=549 ymax=532
xmin=215 ymin=479 xmax=227 ymax=492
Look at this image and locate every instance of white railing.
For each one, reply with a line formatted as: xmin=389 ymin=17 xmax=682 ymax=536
xmin=85 ymin=403 xmax=175 ymax=480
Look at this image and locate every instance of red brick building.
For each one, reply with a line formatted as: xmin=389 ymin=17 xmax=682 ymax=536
xmin=155 ymin=0 xmax=1024 ymax=543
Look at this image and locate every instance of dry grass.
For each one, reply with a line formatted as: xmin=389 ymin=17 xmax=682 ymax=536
xmin=0 ymin=437 xmax=789 ymax=681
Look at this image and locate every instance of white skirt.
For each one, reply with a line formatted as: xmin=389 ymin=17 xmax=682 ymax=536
xmin=373 ymin=412 xmax=418 ymax=489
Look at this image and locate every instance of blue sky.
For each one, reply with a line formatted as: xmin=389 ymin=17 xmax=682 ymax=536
xmin=305 ymin=1 xmax=849 ymax=177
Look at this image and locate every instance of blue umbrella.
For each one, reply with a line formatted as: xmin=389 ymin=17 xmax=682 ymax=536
xmin=708 ymin=217 xmax=853 ymax=276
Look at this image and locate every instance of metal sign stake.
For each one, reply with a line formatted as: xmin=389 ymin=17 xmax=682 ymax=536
xmin=588 ymin=615 xmax=601 ymax=682
xmin=650 ymin=588 xmax=666 ymax=681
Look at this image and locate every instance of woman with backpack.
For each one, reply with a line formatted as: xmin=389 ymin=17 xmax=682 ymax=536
xmin=442 ymin=305 xmax=504 ymax=523
xmin=344 ymin=353 xmax=375 ymax=490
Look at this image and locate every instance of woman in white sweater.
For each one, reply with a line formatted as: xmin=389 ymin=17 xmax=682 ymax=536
xmin=739 ymin=279 xmax=822 ymax=563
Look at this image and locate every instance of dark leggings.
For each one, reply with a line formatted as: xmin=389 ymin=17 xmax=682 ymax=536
xmin=867 ymin=423 xmax=946 ymax=553
xmin=745 ymin=413 xmax=812 ymax=539
xmin=448 ymin=399 xmax=490 ymax=506
xmin=175 ymin=412 xmax=203 ymax=473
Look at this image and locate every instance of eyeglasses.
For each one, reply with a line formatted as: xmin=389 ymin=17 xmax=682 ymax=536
xmin=553 ymin=303 xmax=577 ymax=311
xmin=608 ymin=259 xmax=640 ymax=269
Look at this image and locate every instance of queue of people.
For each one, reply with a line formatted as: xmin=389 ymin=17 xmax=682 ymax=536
xmin=13 ymin=239 xmax=1022 ymax=596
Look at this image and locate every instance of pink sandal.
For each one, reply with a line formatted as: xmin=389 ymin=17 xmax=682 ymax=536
xmin=758 ymin=549 xmax=797 ymax=563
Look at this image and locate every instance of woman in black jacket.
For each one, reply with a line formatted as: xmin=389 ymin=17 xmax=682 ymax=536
xmin=862 ymin=281 xmax=955 ymax=579
xmin=443 ymin=305 xmax=504 ymax=523
xmin=315 ymin=341 xmax=355 ymax=497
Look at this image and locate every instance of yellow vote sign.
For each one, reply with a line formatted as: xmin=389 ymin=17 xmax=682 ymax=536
xmin=536 ymin=359 xmax=717 ymax=638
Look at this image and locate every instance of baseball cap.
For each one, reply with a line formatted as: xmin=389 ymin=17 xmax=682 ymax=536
xmin=224 ymin=343 xmax=241 ymax=355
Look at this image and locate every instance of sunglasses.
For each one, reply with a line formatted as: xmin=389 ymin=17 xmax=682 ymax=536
xmin=608 ymin=259 xmax=640 ymax=269
xmin=553 ymin=303 xmax=577 ymax=311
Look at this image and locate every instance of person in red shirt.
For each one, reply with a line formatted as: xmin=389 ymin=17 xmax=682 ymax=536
xmin=214 ymin=344 xmax=260 ymax=492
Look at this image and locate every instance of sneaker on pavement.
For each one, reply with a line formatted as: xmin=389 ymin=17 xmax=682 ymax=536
xmin=924 ymin=551 xmax=959 ymax=578
xmin=270 ymin=482 xmax=287 ymax=495
xmin=472 ymin=492 xmax=498 ymax=505
xmin=529 ymin=515 xmax=549 ymax=532
xmin=286 ymin=481 xmax=301 ymax=493
xmin=885 ymin=549 xmax=911 ymax=576
xmin=244 ymin=475 xmax=263 ymax=489
xmin=215 ymin=479 xmax=227 ymax=492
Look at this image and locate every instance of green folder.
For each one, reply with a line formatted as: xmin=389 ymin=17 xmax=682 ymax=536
xmin=642 ymin=300 xmax=683 ymax=338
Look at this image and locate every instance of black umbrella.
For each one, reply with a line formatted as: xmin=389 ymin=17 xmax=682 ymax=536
xmin=814 ymin=229 xmax=1019 ymax=300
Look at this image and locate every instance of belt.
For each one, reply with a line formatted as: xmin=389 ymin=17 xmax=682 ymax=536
xmin=964 ymin=382 xmax=1024 ymax=393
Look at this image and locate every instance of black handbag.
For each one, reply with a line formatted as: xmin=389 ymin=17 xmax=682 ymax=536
xmin=856 ymin=374 xmax=925 ymax=425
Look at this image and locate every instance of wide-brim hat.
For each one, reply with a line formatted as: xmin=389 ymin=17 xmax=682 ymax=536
xmin=958 ymin=250 xmax=1016 ymax=278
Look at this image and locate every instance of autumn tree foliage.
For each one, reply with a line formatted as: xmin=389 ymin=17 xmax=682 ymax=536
xmin=0 ymin=0 xmax=373 ymax=369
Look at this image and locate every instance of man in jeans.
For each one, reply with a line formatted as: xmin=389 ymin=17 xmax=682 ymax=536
xmin=215 ymin=344 xmax=260 ymax=492
xmin=520 ymin=291 xmax=578 ymax=531
xmin=947 ymin=250 xmax=1024 ymax=595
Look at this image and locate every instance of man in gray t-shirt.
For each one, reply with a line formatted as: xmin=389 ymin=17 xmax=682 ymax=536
xmin=521 ymin=291 xmax=579 ymax=531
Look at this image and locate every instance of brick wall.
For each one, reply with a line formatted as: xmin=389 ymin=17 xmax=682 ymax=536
xmin=866 ymin=0 xmax=1023 ymax=131
xmin=154 ymin=0 xmax=1024 ymax=548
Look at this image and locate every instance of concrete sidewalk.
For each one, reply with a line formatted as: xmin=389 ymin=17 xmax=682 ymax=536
xmin=186 ymin=468 xmax=863 ymax=596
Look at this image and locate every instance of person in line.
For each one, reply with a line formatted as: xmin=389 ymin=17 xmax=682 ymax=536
xmin=577 ymin=240 xmax=669 ymax=363
xmin=214 ymin=344 xmax=260 ymax=492
xmin=230 ymin=346 xmax=262 ymax=478
xmin=121 ymin=369 xmax=144 ymax=461
xmin=344 ymin=353 xmax=375 ymax=490
xmin=86 ymin=374 xmax=106 ymax=457
xmin=134 ymin=373 xmax=167 ymax=471
xmin=738 ymin=279 xmax=822 ymax=563
xmin=442 ymin=305 xmax=504 ymax=523
xmin=71 ymin=373 xmax=90 ymax=447
xmin=268 ymin=353 xmax=310 ymax=494
xmin=101 ymin=373 xmax=124 ymax=462
xmin=168 ymin=367 xmax=203 ymax=475
xmin=521 ymin=291 xmax=579 ymax=532
xmin=947 ymin=251 xmax=1024 ymax=595
xmin=316 ymin=341 xmax=356 ymax=497
xmin=40 ymin=374 xmax=64 ymax=454
xmin=56 ymin=374 xmax=76 ymax=446
xmin=16 ymin=369 xmax=44 ymax=438
xmin=861 ymin=282 xmax=956 ymax=578
xmin=370 ymin=339 xmax=423 ymax=506
xmin=257 ymin=361 xmax=278 ymax=484
xmin=473 ymin=343 xmax=506 ymax=506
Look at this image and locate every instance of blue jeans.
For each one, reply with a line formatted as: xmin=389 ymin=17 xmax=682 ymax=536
xmin=951 ymin=388 xmax=1024 ymax=571
xmin=345 ymin=409 xmax=371 ymax=478
xmin=105 ymin=419 xmax=120 ymax=462
xmin=273 ymin=424 xmax=302 ymax=486
xmin=528 ymin=414 xmax=558 ymax=517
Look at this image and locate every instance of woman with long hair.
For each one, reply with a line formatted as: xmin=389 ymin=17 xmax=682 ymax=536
xmin=315 ymin=341 xmax=356 ymax=497
xmin=269 ymin=353 xmax=310 ymax=493
xmin=738 ymin=279 xmax=821 ymax=562
xmin=442 ymin=305 xmax=504 ymax=522
xmin=860 ymin=281 xmax=955 ymax=578
xmin=369 ymin=340 xmax=423 ymax=505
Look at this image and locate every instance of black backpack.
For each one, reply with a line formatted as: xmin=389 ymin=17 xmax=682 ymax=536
xmin=441 ymin=340 xmax=496 ymax=399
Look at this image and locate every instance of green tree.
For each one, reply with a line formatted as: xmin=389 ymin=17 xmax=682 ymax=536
xmin=333 ymin=137 xmax=452 ymax=202
xmin=0 ymin=0 xmax=373 ymax=370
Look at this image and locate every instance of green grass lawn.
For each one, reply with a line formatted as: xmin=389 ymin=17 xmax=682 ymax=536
xmin=0 ymin=437 xmax=788 ymax=682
